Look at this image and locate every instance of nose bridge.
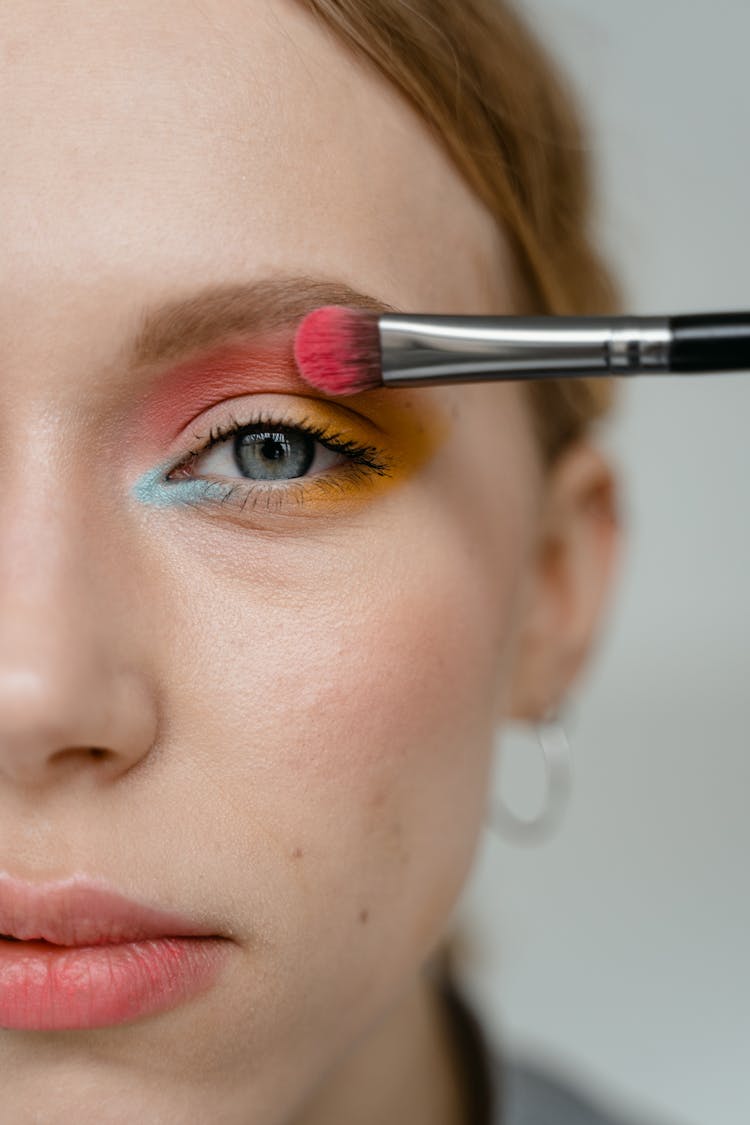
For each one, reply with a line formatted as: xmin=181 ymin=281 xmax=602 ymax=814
xmin=0 ymin=436 xmax=157 ymax=789
xmin=3 ymin=501 xmax=81 ymax=662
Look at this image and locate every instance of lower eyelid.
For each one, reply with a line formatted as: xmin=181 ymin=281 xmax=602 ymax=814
xmin=132 ymin=446 xmax=393 ymax=513
xmin=164 ymin=461 xmax=383 ymax=515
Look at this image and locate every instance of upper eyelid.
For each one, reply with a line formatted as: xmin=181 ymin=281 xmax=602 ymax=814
xmin=166 ymin=391 xmax=390 ymax=452
xmin=164 ymin=394 xmax=389 ymax=460
xmin=188 ymin=410 xmax=326 ymax=445
xmin=183 ymin=413 xmax=371 ymax=459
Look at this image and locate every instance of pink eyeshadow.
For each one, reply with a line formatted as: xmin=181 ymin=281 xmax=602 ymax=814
xmin=136 ymin=338 xmax=312 ymax=446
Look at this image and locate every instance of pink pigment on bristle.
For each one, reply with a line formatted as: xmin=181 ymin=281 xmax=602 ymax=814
xmin=294 ymin=306 xmax=380 ymax=396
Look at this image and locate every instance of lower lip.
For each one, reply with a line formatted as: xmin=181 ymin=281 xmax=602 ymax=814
xmin=0 ymin=936 xmax=231 ymax=1030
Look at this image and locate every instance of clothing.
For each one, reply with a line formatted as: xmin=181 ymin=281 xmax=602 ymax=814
xmin=437 ymin=974 xmax=646 ymax=1125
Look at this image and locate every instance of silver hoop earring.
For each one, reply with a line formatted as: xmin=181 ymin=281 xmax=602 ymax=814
xmin=487 ymin=705 xmax=573 ymax=845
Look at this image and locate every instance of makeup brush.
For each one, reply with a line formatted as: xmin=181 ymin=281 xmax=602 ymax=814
xmin=293 ymin=306 xmax=750 ymax=396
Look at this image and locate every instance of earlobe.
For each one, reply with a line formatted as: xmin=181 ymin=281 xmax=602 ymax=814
xmin=504 ymin=440 xmax=623 ymax=723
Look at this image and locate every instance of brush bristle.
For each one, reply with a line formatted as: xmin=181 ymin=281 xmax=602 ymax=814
xmin=294 ymin=306 xmax=382 ymax=396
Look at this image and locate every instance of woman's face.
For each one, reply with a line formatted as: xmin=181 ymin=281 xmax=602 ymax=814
xmin=1 ymin=1 xmax=549 ymax=1119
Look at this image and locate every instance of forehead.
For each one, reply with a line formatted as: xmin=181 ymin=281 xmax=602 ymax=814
xmin=0 ymin=0 xmax=511 ymax=328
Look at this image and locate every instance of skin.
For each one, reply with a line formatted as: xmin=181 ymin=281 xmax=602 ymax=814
xmin=0 ymin=2 xmax=621 ymax=1122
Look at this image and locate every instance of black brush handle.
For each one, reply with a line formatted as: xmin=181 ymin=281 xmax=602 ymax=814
xmin=670 ymin=312 xmax=750 ymax=372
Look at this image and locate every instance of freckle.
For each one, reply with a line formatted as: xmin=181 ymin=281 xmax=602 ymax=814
xmin=292 ymin=847 xmax=303 ymax=859
xmin=359 ymin=908 xmax=369 ymax=924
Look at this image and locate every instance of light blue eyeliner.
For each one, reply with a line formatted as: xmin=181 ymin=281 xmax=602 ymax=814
xmin=132 ymin=458 xmax=230 ymax=509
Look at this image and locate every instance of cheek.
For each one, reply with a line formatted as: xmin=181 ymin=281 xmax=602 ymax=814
xmin=161 ymin=499 xmax=525 ymax=930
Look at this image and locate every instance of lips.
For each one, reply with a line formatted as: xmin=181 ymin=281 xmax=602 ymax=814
xmin=0 ymin=874 xmax=232 ymax=1030
xmin=0 ymin=873 xmax=220 ymax=946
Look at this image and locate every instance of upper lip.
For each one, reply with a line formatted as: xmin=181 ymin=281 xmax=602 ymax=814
xmin=0 ymin=874 xmax=219 ymax=946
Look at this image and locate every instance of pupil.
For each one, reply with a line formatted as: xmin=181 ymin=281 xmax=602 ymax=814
xmin=262 ymin=438 xmax=284 ymax=461
xmin=234 ymin=426 xmax=315 ymax=481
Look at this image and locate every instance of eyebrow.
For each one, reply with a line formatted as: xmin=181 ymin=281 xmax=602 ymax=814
xmin=126 ymin=275 xmax=399 ymax=371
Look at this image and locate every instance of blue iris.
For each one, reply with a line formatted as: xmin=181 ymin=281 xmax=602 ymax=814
xmin=234 ymin=425 xmax=315 ymax=481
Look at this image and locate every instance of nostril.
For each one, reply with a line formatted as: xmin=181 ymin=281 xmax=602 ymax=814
xmin=47 ymin=746 xmax=112 ymax=769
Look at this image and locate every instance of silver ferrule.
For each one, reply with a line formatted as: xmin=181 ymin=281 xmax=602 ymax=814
xmin=378 ymin=315 xmax=673 ymax=385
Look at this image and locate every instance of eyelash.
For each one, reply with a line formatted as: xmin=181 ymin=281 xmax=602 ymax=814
xmin=164 ymin=408 xmax=391 ymax=513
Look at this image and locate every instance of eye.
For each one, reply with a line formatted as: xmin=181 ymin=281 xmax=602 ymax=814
xmin=136 ymin=402 xmax=393 ymax=517
xmin=192 ymin=422 xmax=345 ymax=483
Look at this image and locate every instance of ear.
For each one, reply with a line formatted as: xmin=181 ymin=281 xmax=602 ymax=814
xmin=506 ymin=440 xmax=623 ymax=721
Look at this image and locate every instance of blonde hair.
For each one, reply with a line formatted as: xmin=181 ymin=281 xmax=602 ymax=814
xmin=300 ymin=0 xmax=620 ymax=469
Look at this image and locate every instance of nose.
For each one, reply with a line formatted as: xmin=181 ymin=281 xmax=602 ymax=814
xmin=0 ymin=489 xmax=157 ymax=792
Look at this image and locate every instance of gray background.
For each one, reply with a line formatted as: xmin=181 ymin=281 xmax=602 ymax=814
xmin=454 ymin=3 xmax=750 ymax=1124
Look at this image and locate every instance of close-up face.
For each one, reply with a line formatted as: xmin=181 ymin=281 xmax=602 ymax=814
xmin=0 ymin=1 xmax=608 ymax=1120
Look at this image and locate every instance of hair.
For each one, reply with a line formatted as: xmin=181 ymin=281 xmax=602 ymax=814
xmin=299 ymin=0 xmax=621 ymax=471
